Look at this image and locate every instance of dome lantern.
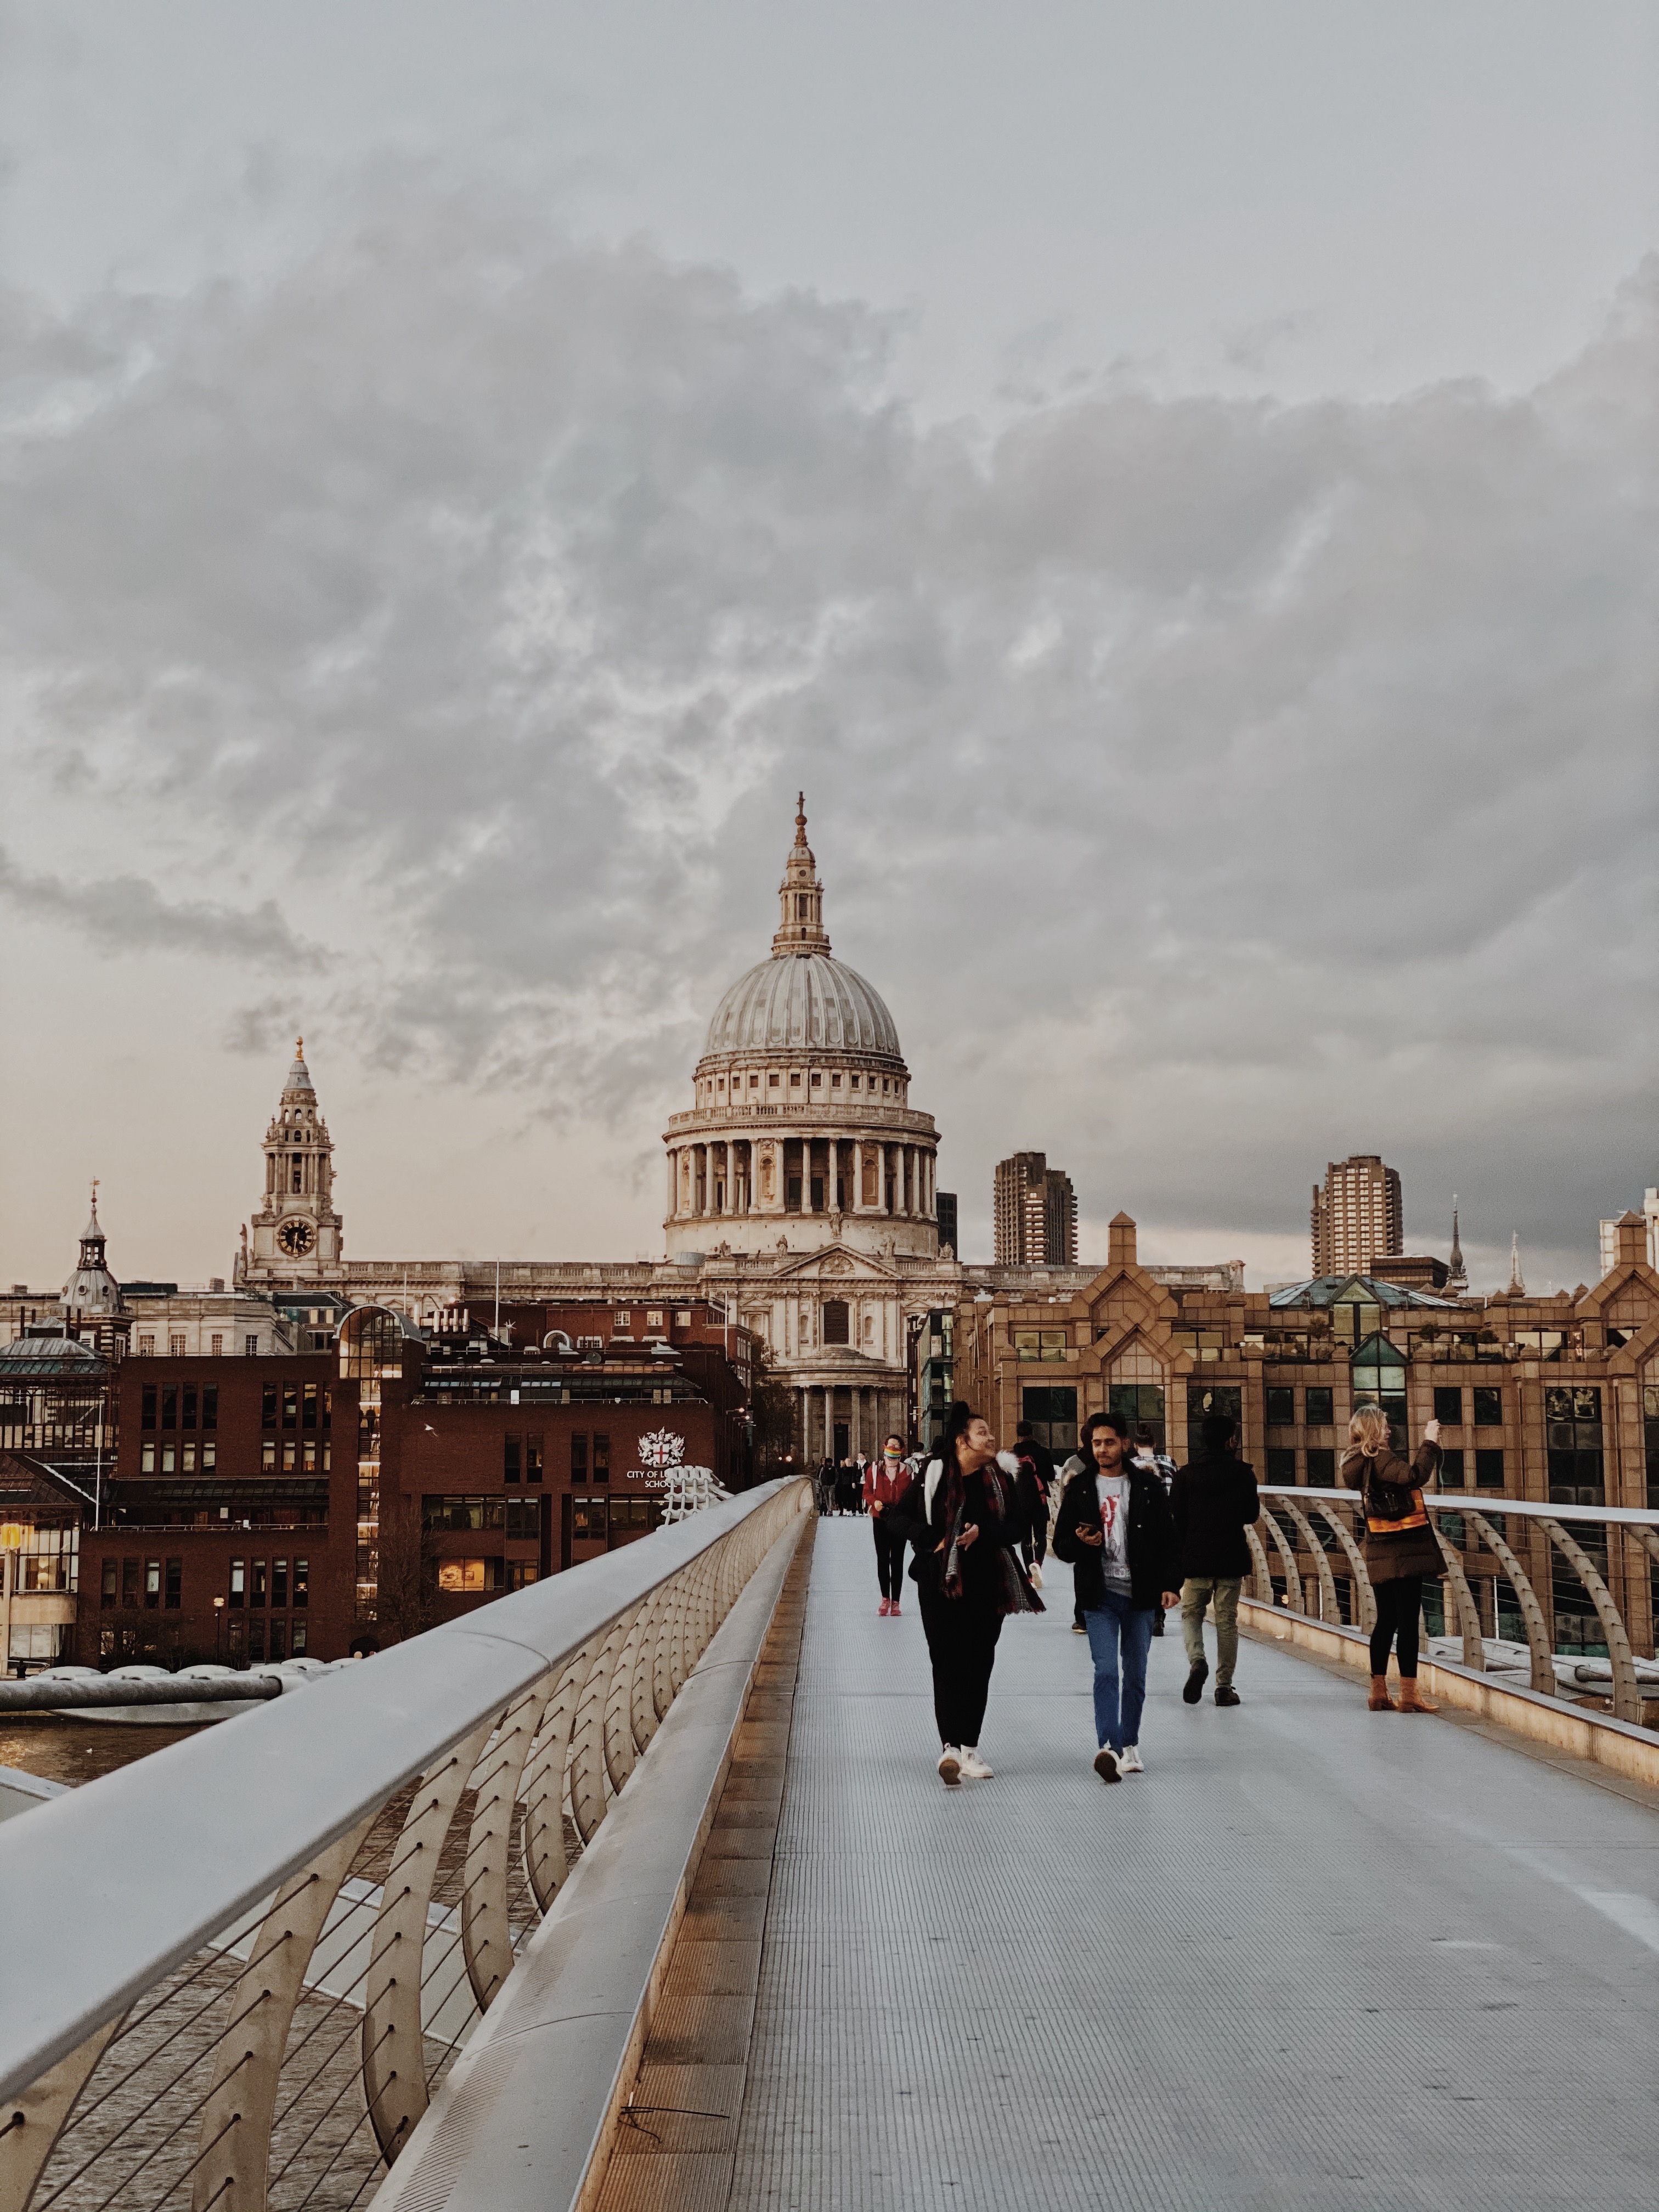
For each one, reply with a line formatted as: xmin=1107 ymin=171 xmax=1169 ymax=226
xmin=772 ymin=791 xmax=831 ymax=957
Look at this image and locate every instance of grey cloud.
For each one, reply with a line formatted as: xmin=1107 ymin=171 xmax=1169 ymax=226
xmin=0 ymin=848 xmax=328 ymax=973
xmin=2 ymin=184 xmax=1654 ymax=1273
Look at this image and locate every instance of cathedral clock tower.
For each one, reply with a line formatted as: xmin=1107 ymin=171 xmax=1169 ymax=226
xmin=241 ymin=1041 xmax=344 ymax=1284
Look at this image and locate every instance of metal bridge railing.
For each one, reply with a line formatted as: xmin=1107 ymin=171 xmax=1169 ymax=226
xmin=1250 ymin=1485 xmax=1659 ymax=1726
xmin=0 ymin=1476 xmax=810 ymax=2212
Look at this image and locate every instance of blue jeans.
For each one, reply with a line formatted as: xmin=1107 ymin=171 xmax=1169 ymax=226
xmin=1084 ymin=1589 xmax=1156 ymax=1752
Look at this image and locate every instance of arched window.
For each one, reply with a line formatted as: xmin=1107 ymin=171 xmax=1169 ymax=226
xmin=822 ymin=1300 xmax=850 ymax=1346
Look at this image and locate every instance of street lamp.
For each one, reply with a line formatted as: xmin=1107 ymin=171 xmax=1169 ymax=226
xmin=213 ymin=1594 xmax=225 ymax=1664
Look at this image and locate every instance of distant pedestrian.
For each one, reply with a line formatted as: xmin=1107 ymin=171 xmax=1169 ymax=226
xmin=1342 ymin=1406 xmax=1443 ymax=1713
xmin=1012 ymin=1421 xmax=1055 ymax=1590
xmin=834 ymin=1459 xmax=860 ymax=1516
xmin=865 ymin=1433 xmax=914 ymax=1616
xmin=1170 ymin=1412 xmax=1259 ymax=1708
xmin=1133 ymin=1424 xmax=1177 ymax=1635
xmin=888 ymin=1400 xmax=1042 ymax=1785
xmin=1052 ymin=1410 xmax=1181 ymax=1783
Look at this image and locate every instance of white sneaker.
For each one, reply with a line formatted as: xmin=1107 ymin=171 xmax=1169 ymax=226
xmin=1119 ymin=1745 xmax=1144 ymax=1774
xmin=1092 ymin=1746 xmax=1121 ymax=1784
xmin=1028 ymin=1563 xmax=1043 ymax=1590
xmin=958 ymin=1747 xmax=994 ymax=1779
xmin=937 ymin=1746 xmax=962 ymax=1785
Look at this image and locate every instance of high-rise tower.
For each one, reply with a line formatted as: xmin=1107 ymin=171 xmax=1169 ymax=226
xmin=1311 ymin=1155 xmax=1403 ymax=1277
xmin=241 ymin=1040 xmax=344 ymax=1283
xmin=994 ymin=1152 xmax=1078 ymax=1266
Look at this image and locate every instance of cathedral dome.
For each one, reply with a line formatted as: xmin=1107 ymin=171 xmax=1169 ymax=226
xmin=697 ymin=795 xmax=904 ymax=1069
xmin=703 ymin=952 xmax=902 ymax=1063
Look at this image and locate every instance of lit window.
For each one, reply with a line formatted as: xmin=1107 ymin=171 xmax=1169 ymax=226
xmin=438 ymin=1558 xmax=488 ymax=1592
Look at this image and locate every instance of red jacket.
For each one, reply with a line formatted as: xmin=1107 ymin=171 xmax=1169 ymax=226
xmin=863 ymin=1459 xmax=913 ymax=1511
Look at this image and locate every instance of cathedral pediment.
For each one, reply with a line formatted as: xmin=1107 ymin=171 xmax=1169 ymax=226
xmin=768 ymin=1245 xmax=899 ymax=1286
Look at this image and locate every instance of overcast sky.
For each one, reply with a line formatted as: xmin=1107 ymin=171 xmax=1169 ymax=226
xmin=2 ymin=1 xmax=1655 ymax=1294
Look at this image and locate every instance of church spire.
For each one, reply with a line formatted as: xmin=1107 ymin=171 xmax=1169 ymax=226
xmin=1446 ymin=1195 xmax=1468 ymax=1295
xmin=771 ymin=791 xmax=831 ymax=957
xmin=1506 ymin=1232 xmax=1525 ymax=1297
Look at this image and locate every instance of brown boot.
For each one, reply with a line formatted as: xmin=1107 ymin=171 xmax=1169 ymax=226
xmin=1368 ymin=1675 xmax=1397 ymax=1712
xmin=1399 ymin=1679 xmax=1440 ymax=1713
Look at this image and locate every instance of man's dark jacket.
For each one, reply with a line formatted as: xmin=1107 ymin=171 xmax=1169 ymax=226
xmin=1051 ymin=1459 xmax=1180 ymax=1611
xmin=1169 ymin=1448 xmax=1260 ymax=1580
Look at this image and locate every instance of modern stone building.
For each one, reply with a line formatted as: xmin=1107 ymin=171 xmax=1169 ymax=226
xmin=1311 ymin=1153 xmax=1403 ymax=1276
xmin=994 ymin=1152 xmax=1079 ymax=1267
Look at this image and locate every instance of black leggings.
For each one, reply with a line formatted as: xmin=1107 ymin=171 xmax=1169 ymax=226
xmin=1370 ymin=1575 xmax=1423 ymax=1679
xmin=917 ymin=1583 xmax=1003 ymax=1747
xmin=873 ymin=1523 xmax=909 ymax=1601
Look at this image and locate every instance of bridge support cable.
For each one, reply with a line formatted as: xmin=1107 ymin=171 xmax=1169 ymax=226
xmin=1427 ymin=1514 xmax=1487 ymax=1671
xmin=1310 ymin=1500 xmax=1376 ymax=1633
xmin=1538 ymin=1517 xmax=1644 ymax=1725
xmin=1277 ymin=1498 xmax=1341 ymax=1626
xmin=1468 ymin=1511 xmax=1555 ymax=1696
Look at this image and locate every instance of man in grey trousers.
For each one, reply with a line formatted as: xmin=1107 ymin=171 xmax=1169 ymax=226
xmin=1170 ymin=1412 xmax=1260 ymax=1708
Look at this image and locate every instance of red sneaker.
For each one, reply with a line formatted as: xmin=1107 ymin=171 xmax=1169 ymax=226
xmin=878 ymin=1598 xmax=891 ymax=1616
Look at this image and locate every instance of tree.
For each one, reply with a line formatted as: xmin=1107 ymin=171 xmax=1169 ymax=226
xmin=375 ymin=1496 xmax=437 ymax=1646
xmin=748 ymin=1339 xmax=798 ymax=1469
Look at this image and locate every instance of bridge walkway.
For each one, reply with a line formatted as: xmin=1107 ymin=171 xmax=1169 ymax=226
xmin=608 ymin=1515 xmax=1659 ymax=2212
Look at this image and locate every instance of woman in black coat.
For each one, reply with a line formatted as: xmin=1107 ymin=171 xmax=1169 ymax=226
xmin=1341 ymin=1403 xmax=1443 ymax=1712
xmin=887 ymin=1400 xmax=1040 ymax=1785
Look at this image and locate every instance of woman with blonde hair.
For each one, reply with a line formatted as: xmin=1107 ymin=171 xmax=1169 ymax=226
xmin=1341 ymin=1402 xmax=1442 ymax=1712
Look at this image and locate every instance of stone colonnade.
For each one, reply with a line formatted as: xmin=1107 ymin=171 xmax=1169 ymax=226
xmin=666 ymin=1135 xmax=936 ymax=1224
xmin=794 ymin=1380 xmax=912 ymax=1462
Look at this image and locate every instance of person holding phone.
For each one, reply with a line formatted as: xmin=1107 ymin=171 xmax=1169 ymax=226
xmin=1052 ymin=1409 xmax=1181 ymax=1783
xmin=887 ymin=1399 xmax=1040 ymax=1785
xmin=1342 ymin=1403 xmax=1443 ymax=1712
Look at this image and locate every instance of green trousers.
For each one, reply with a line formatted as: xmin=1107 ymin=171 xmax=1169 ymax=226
xmin=1182 ymin=1576 xmax=1243 ymax=1687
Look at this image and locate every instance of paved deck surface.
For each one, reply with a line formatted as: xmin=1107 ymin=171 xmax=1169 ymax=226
xmin=720 ymin=1516 xmax=1659 ymax=2212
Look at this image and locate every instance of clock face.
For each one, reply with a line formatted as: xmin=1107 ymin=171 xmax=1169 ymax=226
xmin=277 ymin=1218 xmax=316 ymax=1257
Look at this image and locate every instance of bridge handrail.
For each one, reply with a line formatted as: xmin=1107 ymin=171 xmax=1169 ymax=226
xmin=1248 ymin=1481 xmax=1659 ymax=1729
xmin=1256 ymin=1483 xmax=1659 ymax=1530
xmin=0 ymin=1477 xmax=804 ymax=2109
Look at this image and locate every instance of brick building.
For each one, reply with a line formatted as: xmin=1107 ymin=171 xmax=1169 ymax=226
xmin=74 ymin=1305 xmax=752 ymax=1665
xmin=953 ymin=1210 xmax=1659 ymax=1656
xmin=82 ymin=1351 xmax=359 ymax=1669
